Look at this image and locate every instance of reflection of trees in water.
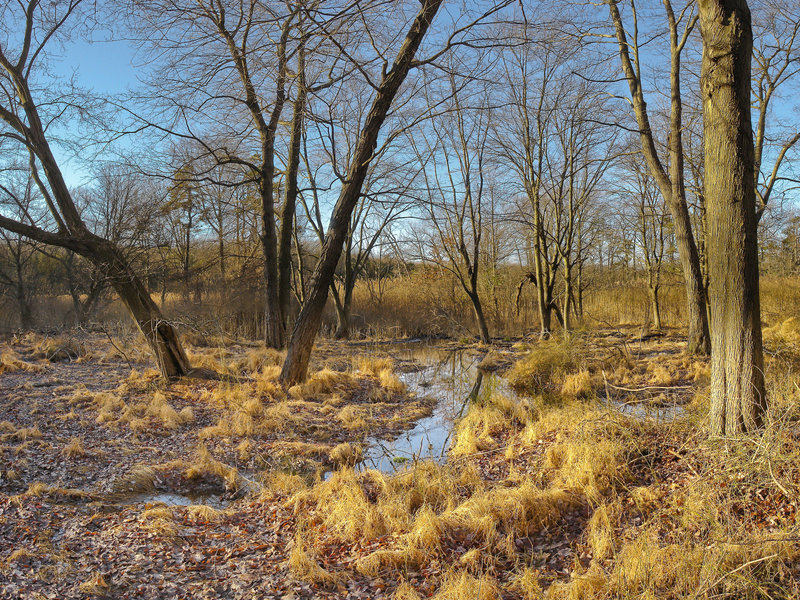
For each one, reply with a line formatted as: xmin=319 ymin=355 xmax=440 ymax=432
xmin=360 ymin=345 xmax=507 ymax=472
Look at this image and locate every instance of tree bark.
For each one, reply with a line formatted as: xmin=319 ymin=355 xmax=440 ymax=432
xmin=89 ymin=239 xmax=191 ymax=379
xmin=280 ymin=0 xmax=444 ymax=385
xmin=649 ymin=284 xmax=662 ymax=331
xmin=279 ymin=46 xmax=306 ymax=334
xmin=468 ymin=290 xmax=491 ymax=344
xmin=332 ymin=284 xmax=351 ymax=340
xmin=699 ymin=0 xmax=766 ymax=435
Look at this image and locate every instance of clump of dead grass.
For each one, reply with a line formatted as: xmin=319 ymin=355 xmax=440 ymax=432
xmin=78 ymin=573 xmax=111 ymax=596
xmin=432 ymin=571 xmax=501 ymax=600
xmin=138 ymin=505 xmax=178 ymax=537
xmin=0 ymin=351 xmax=43 ymax=373
xmin=507 ymin=341 xmax=578 ymax=396
xmin=62 ymin=437 xmax=88 ymax=459
xmin=288 ymin=539 xmax=338 ymax=586
xmin=289 ymin=368 xmax=357 ymax=399
xmin=0 ymin=423 xmax=42 ymax=442
xmin=186 ymin=504 xmax=223 ymax=523
xmin=147 ymin=391 xmax=191 ymax=430
xmin=185 ymin=444 xmax=241 ymax=491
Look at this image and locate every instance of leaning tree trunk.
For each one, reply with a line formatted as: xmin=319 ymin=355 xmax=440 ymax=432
xmin=700 ymin=0 xmax=766 ymax=435
xmin=280 ymin=0 xmax=444 ymax=385
xmin=467 ymin=290 xmax=491 ymax=344
xmin=91 ymin=239 xmax=191 ymax=379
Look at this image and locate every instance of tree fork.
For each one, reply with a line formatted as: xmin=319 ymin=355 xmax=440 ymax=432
xmin=280 ymin=0 xmax=444 ymax=385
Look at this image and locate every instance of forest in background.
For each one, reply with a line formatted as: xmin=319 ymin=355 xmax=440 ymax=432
xmin=1 ymin=0 xmax=799 ymax=349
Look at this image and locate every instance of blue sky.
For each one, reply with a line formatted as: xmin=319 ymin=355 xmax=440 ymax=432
xmin=49 ymin=36 xmax=139 ymax=187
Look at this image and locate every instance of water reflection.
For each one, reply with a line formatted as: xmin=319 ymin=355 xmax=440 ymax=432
xmin=357 ymin=344 xmax=519 ymax=473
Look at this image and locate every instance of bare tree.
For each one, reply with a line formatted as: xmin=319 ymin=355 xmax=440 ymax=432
xmin=0 ymin=1 xmax=191 ymax=378
xmin=497 ymin=23 xmax=562 ymax=338
xmin=752 ymin=0 xmax=800 ymax=219
xmin=620 ymin=151 xmax=671 ymax=330
xmin=129 ymin=0 xmax=304 ymax=348
xmin=410 ymin=72 xmax=494 ymax=343
xmin=0 ymin=172 xmax=44 ymax=328
xmin=606 ymin=0 xmax=711 ymax=354
xmin=280 ymin=0 xmax=446 ymax=384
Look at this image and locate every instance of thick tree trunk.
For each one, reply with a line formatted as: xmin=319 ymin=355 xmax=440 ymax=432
xmin=259 ymin=156 xmax=284 ymax=349
xmin=532 ymin=217 xmax=549 ymax=339
xmin=331 ymin=284 xmax=351 ymax=340
xmin=280 ymin=0 xmax=444 ymax=385
xmin=649 ymin=284 xmax=662 ymax=331
xmin=16 ymin=288 xmax=32 ymax=330
xmin=91 ymin=240 xmax=191 ymax=379
xmin=700 ymin=0 xmax=766 ymax=435
xmin=261 ymin=221 xmax=284 ymax=350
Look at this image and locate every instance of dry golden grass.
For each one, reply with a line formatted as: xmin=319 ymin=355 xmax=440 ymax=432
xmin=113 ymin=465 xmax=158 ymax=495
xmin=62 ymin=437 xmax=88 ymax=459
xmin=506 ymin=341 xmax=577 ymax=396
xmin=0 ymin=424 xmax=42 ymax=442
xmin=186 ymin=504 xmax=223 ymax=523
xmin=290 ymin=368 xmax=357 ymax=399
xmin=147 ymin=391 xmax=189 ymax=430
xmin=393 ymin=582 xmax=424 ymax=600
xmin=506 ymin=568 xmax=545 ymax=600
xmin=7 ymin=548 xmax=37 ymax=563
xmin=560 ymin=370 xmax=595 ymax=398
xmin=288 ymin=541 xmax=338 ymax=585
xmin=432 ymin=571 xmax=501 ymax=600
xmin=329 ymin=442 xmax=364 ymax=467
xmin=0 ymin=350 xmax=43 ymax=373
xmin=77 ymin=573 xmax=110 ymax=596
xmin=336 ymin=405 xmax=368 ymax=431
xmin=138 ymin=505 xmax=178 ymax=537
xmin=185 ymin=444 xmax=240 ymax=491
xmin=261 ymin=471 xmax=308 ymax=496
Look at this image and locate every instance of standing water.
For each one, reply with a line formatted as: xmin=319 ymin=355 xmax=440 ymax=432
xmin=358 ymin=343 xmax=521 ymax=472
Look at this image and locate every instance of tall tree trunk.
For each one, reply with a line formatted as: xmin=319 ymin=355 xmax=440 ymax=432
xmin=279 ymin=47 xmax=306 ymax=334
xmin=563 ymin=263 xmax=572 ymax=333
xmin=218 ymin=231 xmax=225 ymax=283
xmin=280 ymin=0 xmax=444 ymax=385
xmin=532 ymin=208 xmax=549 ymax=339
xmin=261 ymin=198 xmax=284 ymax=350
xmin=331 ymin=283 xmax=351 ymax=340
xmin=468 ymin=290 xmax=491 ymax=344
xmin=608 ymin=0 xmax=710 ymax=355
xmin=16 ymin=288 xmax=32 ymax=329
xmin=700 ymin=0 xmax=766 ymax=435
xmin=649 ymin=283 xmax=662 ymax=330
